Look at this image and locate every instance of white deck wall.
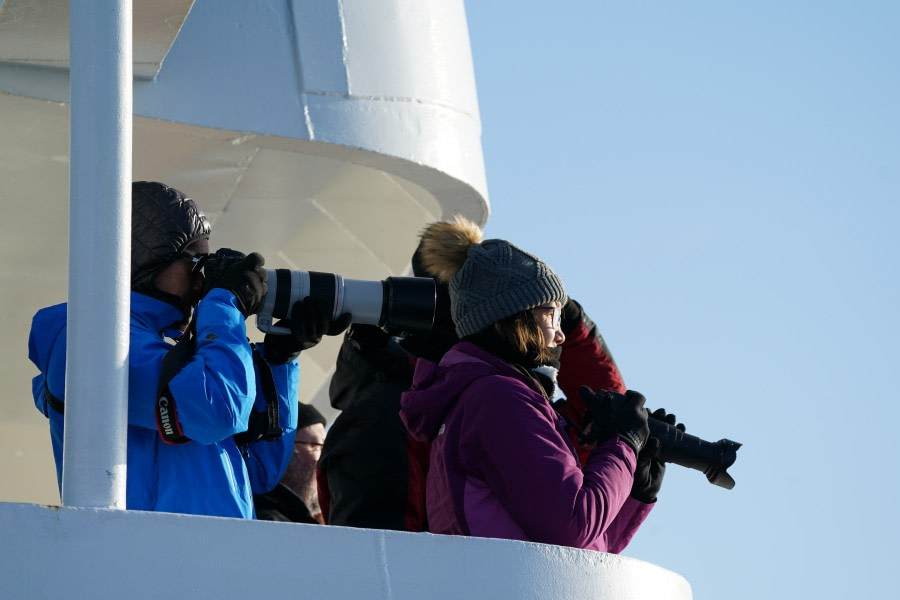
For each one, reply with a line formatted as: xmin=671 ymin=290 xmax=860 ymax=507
xmin=0 ymin=503 xmax=692 ymax=600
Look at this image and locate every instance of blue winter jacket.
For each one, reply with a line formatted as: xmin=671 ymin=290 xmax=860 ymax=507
xmin=28 ymin=289 xmax=298 ymax=518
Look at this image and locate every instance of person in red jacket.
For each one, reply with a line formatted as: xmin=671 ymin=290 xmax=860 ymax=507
xmin=554 ymin=298 xmax=626 ymax=463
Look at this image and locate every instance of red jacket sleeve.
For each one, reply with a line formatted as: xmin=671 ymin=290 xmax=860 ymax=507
xmin=557 ymin=300 xmax=626 ymax=421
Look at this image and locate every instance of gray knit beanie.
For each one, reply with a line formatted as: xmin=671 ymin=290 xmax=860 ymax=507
xmin=450 ymin=239 xmax=567 ymax=338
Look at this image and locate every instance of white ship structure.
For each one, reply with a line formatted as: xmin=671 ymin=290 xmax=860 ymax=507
xmin=0 ymin=1 xmax=691 ymax=597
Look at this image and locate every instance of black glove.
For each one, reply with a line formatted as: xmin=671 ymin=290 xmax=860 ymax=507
xmin=263 ymin=295 xmax=352 ymax=364
xmin=201 ymin=248 xmax=245 ymax=292
xmin=347 ymin=323 xmax=391 ymax=353
xmin=578 ymin=387 xmax=650 ymax=455
xmin=202 ymin=249 xmax=267 ymax=318
xmin=631 ymin=408 xmax=684 ymax=503
xmin=560 ymin=298 xmax=584 ymax=335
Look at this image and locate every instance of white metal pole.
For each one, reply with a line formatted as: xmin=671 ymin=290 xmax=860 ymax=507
xmin=63 ymin=0 xmax=133 ymax=509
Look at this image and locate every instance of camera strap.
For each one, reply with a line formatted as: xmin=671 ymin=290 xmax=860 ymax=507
xmin=155 ymin=325 xmax=196 ymax=445
xmin=233 ymin=346 xmax=282 ymax=446
xmin=254 ymin=348 xmax=282 ymax=441
xmin=155 ymin=322 xmax=283 ymax=446
xmin=39 ymin=331 xmax=188 ymax=437
xmin=43 ymin=381 xmax=66 ymax=416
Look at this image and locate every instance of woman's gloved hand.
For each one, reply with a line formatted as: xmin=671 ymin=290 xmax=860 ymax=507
xmin=578 ymin=387 xmax=650 ymax=455
xmin=630 ymin=408 xmax=685 ymax=503
xmin=560 ymin=298 xmax=584 ymax=335
xmin=263 ymin=296 xmax=352 ymax=364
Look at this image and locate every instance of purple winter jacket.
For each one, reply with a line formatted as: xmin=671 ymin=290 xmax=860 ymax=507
xmin=399 ymin=342 xmax=652 ymax=552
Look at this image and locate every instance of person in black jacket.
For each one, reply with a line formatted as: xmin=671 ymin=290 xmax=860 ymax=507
xmin=316 ymin=236 xmax=458 ymax=531
xmin=255 ymin=403 xmax=328 ymax=524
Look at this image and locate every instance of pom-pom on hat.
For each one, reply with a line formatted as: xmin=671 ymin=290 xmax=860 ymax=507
xmin=418 ymin=215 xmax=567 ymax=338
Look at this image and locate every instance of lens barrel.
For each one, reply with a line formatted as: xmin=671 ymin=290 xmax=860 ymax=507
xmin=382 ymin=276 xmax=437 ymax=333
xmin=257 ymin=269 xmax=436 ymax=335
xmin=649 ymin=418 xmax=741 ymax=489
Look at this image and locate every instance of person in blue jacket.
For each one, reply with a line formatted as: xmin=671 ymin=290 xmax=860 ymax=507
xmin=28 ymin=181 xmax=345 ymax=518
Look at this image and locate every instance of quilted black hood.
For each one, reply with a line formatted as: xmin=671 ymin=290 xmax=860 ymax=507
xmin=131 ymin=181 xmax=211 ymax=296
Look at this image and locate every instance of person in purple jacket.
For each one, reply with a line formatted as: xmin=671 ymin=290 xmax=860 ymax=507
xmin=399 ymin=215 xmax=654 ymax=552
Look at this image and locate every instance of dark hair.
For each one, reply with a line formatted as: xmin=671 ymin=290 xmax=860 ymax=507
xmin=465 ymin=310 xmax=554 ymax=368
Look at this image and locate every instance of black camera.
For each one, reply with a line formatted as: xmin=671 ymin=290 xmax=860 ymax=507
xmin=256 ymin=269 xmax=436 ymax=335
xmin=580 ymin=389 xmax=741 ymax=490
xmin=647 ymin=415 xmax=741 ymax=490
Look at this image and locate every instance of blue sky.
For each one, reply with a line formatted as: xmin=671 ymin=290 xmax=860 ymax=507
xmin=465 ymin=2 xmax=899 ymax=597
